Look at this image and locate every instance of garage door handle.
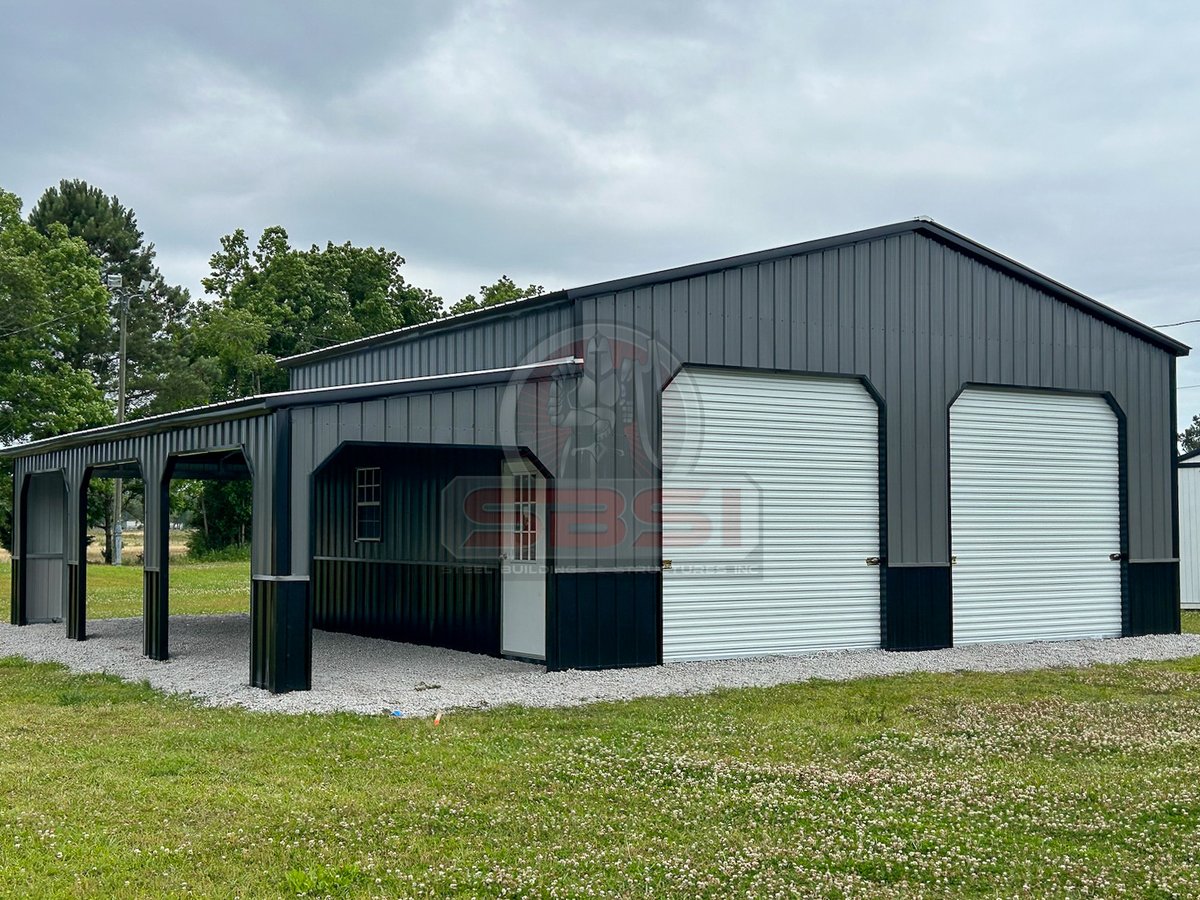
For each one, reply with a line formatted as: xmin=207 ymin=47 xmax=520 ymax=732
xmin=865 ymin=557 xmax=883 ymax=567
xmin=1109 ymin=552 xmax=1126 ymax=561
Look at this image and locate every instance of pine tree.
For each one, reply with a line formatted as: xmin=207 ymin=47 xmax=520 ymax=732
xmin=28 ymin=179 xmax=201 ymax=415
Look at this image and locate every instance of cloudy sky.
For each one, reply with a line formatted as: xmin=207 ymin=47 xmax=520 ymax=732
xmin=3 ymin=1 xmax=1199 ymax=418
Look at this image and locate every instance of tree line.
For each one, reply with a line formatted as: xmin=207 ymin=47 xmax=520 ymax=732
xmin=0 ymin=179 xmax=544 ymax=559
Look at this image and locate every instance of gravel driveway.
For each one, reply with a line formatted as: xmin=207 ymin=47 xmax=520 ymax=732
xmin=2 ymin=614 xmax=1199 ymax=717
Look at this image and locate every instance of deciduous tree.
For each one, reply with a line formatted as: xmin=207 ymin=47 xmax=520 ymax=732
xmin=449 ymin=275 xmax=544 ymax=316
xmin=0 ymin=187 xmax=112 ymax=549
xmin=1180 ymin=414 xmax=1200 ymax=453
xmin=197 ymin=226 xmax=443 ymax=399
xmin=188 ymin=226 xmax=445 ymax=550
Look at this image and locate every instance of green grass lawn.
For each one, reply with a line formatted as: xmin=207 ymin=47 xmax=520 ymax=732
xmin=1 ymin=657 xmax=1200 ymax=896
xmin=2 ymin=566 xmax=1200 ymax=895
xmin=0 ymin=559 xmax=249 ymax=619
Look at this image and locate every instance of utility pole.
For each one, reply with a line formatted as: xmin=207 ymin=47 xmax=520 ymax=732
xmin=104 ymin=275 xmax=151 ymax=565
xmin=106 ymin=274 xmax=126 ymax=565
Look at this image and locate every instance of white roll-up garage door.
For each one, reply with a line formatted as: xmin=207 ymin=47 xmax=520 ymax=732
xmin=950 ymin=388 xmax=1123 ymax=644
xmin=661 ymin=368 xmax=881 ymax=661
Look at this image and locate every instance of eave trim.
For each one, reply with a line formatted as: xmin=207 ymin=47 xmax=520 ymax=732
xmin=1 ymin=358 xmax=583 ymax=459
xmin=278 ymin=219 xmax=1188 ymax=366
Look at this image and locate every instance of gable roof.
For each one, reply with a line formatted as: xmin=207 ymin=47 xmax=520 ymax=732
xmin=278 ymin=218 xmax=1189 ymax=367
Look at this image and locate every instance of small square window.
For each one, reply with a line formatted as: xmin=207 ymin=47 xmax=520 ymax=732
xmin=355 ymin=467 xmax=382 ymax=542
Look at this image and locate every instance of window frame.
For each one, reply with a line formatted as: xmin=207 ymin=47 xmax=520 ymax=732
xmin=354 ymin=466 xmax=383 ymax=543
xmin=511 ymin=471 xmax=537 ymax=561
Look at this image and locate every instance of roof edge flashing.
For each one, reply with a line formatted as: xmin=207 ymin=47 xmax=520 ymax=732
xmin=278 ymin=220 xmax=1187 ymax=365
xmin=564 ymin=218 xmax=1188 ymax=357
xmin=0 ymin=397 xmax=269 ymax=459
xmin=0 ymin=358 xmax=584 ymax=459
xmin=263 ymin=356 xmax=583 ymax=409
xmin=278 ymin=290 xmax=571 ymax=367
xmin=911 ymin=221 xmax=1189 ymax=358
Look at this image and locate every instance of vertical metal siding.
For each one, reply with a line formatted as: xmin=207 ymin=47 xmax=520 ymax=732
xmin=310 ymin=445 xmax=502 ymax=653
xmin=286 ymin=380 xmax=567 ymax=577
xmin=10 ymin=413 xmax=277 ymax=577
xmin=23 ymin=472 xmax=66 ymax=622
xmin=287 ymin=302 xmax=575 ymax=391
xmin=550 ymin=571 xmax=658 ymax=669
xmin=1127 ymin=561 xmax=1180 ymax=634
xmin=10 ymin=461 xmax=23 ymax=624
xmin=313 ymin=446 xmax=494 ymax=561
xmin=10 ymin=413 xmax=289 ymax=684
xmin=575 ymin=231 xmax=1175 ymax=567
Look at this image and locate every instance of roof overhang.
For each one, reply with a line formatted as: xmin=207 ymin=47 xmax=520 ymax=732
xmin=1 ymin=357 xmax=582 ymax=460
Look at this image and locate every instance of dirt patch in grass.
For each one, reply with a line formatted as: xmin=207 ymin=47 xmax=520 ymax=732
xmin=84 ymin=528 xmax=193 ymax=564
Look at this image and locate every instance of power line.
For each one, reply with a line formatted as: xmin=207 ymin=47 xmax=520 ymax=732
xmin=1155 ymin=319 xmax=1200 ymax=328
xmin=1179 ymin=384 xmax=1200 ymax=391
xmin=0 ymin=307 xmax=95 ymax=341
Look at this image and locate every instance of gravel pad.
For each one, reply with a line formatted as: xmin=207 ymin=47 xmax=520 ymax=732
xmin=2 ymin=614 xmax=1199 ymax=717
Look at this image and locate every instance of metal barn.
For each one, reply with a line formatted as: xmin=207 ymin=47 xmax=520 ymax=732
xmin=5 ymin=220 xmax=1187 ymax=692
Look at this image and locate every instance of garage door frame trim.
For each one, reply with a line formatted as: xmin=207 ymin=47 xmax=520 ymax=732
xmin=657 ymin=363 xmax=888 ymax=662
xmin=945 ymin=381 xmax=1130 ymax=639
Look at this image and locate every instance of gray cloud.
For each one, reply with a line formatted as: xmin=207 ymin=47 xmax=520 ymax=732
xmin=3 ymin=0 xmax=1199 ymax=418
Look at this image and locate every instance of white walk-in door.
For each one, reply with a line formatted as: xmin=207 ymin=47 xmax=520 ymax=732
xmin=500 ymin=458 xmax=547 ymax=660
xmin=950 ymin=388 xmax=1123 ymax=643
xmin=661 ymin=369 xmax=881 ymax=661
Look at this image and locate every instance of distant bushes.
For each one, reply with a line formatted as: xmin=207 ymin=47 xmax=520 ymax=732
xmin=185 ymin=481 xmax=252 ymax=558
xmin=187 ymin=542 xmax=251 ymax=563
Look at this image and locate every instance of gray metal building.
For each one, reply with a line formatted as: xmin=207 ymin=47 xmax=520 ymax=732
xmin=1178 ymin=449 xmax=1200 ymax=610
xmin=6 ymin=220 xmax=1187 ymax=692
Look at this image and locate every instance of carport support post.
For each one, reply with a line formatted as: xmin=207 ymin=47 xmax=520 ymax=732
xmin=249 ymin=410 xmax=312 ymax=693
xmin=250 ymin=576 xmax=311 ymax=693
xmin=65 ymin=468 xmax=88 ymax=640
xmin=10 ymin=467 xmax=25 ymax=625
xmin=142 ymin=457 xmax=170 ymax=660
